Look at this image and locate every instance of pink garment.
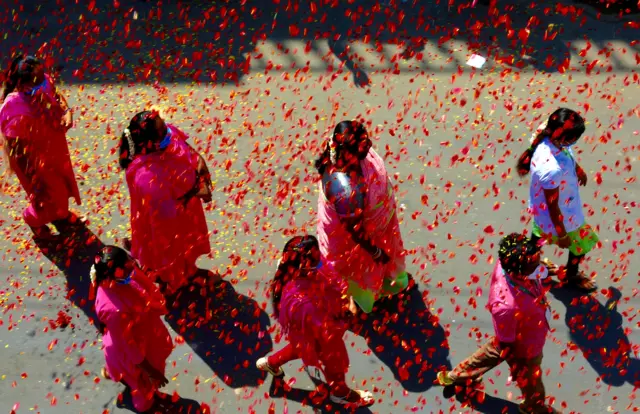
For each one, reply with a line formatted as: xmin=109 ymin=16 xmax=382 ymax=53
xmin=126 ymin=125 xmax=210 ymax=293
xmin=0 ymin=74 xmax=80 ymax=227
xmin=95 ymin=268 xmax=173 ymax=412
xmin=488 ymin=263 xmax=549 ymax=359
xmin=277 ymin=265 xmax=350 ymax=369
xmin=317 ymin=149 xmax=406 ymax=292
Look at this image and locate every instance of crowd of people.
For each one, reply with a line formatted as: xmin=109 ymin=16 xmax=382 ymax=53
xmin=0 ymin=53 xmax=602 ymax=413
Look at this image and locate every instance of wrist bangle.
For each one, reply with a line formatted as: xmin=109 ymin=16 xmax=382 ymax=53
xmin=372 ymin=247 xmax=382 ymax=259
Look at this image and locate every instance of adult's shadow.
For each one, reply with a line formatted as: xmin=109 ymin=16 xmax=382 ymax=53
xmin=165 ymin=279 xmax=273 ymax=388
xmin=34 ymin=222 xmax=104 ymax=325
xmin=550 ymin=286 xmax=640 ymax=387
xmin=356 ymin=285 xmax=452 ymax=392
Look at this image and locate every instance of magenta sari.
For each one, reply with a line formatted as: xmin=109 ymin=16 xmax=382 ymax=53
xmin=0 ymin=74 xmax=80 ymax=227
xmin=317 ymin=149 xmax=407 ymax=310
xmin=125 ymin=125 xmax=210 ymax=293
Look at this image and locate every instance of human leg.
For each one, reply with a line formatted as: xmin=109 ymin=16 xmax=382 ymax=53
xmin=319 ymin=332 xmax=374 ymax=407
xmin=439 ymin=337 xmax=505 ymax=385
xmin=507 ymin=354 xmax=558 ymax=413
xmin=257 ymin=343 xmax=300 ymax=377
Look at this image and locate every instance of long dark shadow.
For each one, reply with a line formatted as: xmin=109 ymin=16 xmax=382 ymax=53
xmin=165 ymin=279 xmax=274 ymax=389
xmin=355 ymin=285 xmax=452 ymax=393
xmin=34 ymin=222 xmax=104 ymax=326
xmin=550 ymin=286 xmax=640 ymax=387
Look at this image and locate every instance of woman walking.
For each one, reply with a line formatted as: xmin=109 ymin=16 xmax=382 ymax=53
xmin=437 ymin=233 xmax=560 ymax=414
xmin=256 ymin=235 xmax=374 ymax=408
xmin=118 ymin=110 xmax=219 ymax=297
xmin=92 ymin=246 xmax=175 ymax=413
xmin=517 ymin=108 xmax=598 ymax=291
xmin=0 ymin=54 xmax=81 ymax=239
xmin=315 ymin=120 xmax=410 ymax=313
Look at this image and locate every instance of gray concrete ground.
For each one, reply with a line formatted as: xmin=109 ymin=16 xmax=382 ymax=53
xmin=0 ymin=1 xmax=639 ymax=413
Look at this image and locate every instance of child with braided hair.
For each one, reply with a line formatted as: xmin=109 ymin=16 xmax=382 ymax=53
xmin=437 ymin=233 xmax=561 ymax=414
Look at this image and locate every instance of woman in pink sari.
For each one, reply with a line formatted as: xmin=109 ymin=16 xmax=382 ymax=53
xmin=118 ymin=111 xmax=220 ymax=297
xmin=256 ymin=235 xmax=374 ymax=408
xmin=0 ymin=54 xmax=81 ymax=239
xmin=315 ymin=120 xmax=411 ymax=313
xmin=92 ymin=246 xmax=175 ymax=413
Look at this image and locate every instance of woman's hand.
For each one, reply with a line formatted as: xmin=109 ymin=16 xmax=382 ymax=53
xmin=348 ymin=296 xmax=357 ymax=314
xmin=61 ymin=110 xmax=73 ymax=131
xmin=576 ymin=164 xmax=587 ymax=186
xmin=372 ymin=247 xmax=390 ymax=265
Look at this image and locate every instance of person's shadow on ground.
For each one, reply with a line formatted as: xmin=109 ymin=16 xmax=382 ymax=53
xmin=550 ymin=286 xmax=640 ymax=387
xmin=355 ymin=284 xmax=452 ymax=393
xmin=165 ymin=279 xmax=274 ymax=388
xmin=34 ymin=221 xmax=104 ymax=326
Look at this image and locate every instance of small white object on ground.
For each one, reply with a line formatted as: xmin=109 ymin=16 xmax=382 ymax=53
xmin=466 ymin=54 xmax=487 ymax=69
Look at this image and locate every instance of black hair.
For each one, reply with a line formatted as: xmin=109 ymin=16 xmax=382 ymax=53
xmin=517 ymin=108 xmax=586 ymax=176
xmin=314 ymin=120 xmax=369 ymax=176
xmin=93 ymin=245 xmax=130 ymax=286
xmin=119 ymin=110 xmax=160 ymax=169
xmin=2 ymin=54 xmax=40 ymax=101
xmin=498 ymin=233 xmax=541 ymax=277
xmin=270 ymin=235 xmax=319 ymax=318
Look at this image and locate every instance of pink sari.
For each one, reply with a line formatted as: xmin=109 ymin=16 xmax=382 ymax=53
xmin=125 ymin=125 xmax=210 ymax=293
xmin=0 ymin=74 xmax=81 ymax=227
xmin=317 ymin=149 xmax=406 ymax=294
xmin=95 ymin=267 xmax=172 ymax=412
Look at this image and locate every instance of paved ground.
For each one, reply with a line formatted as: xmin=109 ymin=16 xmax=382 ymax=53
xmin=0 ymin=1 xmax=639 ymax=413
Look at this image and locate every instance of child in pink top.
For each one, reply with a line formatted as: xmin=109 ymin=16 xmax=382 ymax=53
xmin=0 ymin=54 xmax=81 ymax=239
xmin=92 ymin=246 xmax=175 ymax=412
xmin=118 ymin=111 xmax=220 ymax=296
xmin=437 ymin=233 xmax=560 ymax=414
xmin=256 ymin=235 xmax=374 ymax=409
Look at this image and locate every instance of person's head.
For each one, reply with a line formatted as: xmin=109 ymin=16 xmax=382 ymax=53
xmin=118 ymin=110 xmax=172 ymax=169
xmin=2 ymin=54 xmax=45 ymax=101
xmin=270 ymin=235 xmax=320 ymax=318
xmin=517 ymin=108 xmax=586 ymax=176
xmin=90 ymin=245 xmax=136 ymax=287
xmin=314 ymin=120 xmax=372 ymax=175
xmin=498 ymin=233 xmax=542 ymax=280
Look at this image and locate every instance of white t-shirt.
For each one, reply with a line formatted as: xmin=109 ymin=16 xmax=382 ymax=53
xmin=529 ymin=138 xmax=584 ymax=235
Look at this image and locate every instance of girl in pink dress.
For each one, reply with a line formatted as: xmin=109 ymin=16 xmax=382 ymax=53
xmin=92 ymin=246 xmax=175 ymax=413
xmin=118 ymin=111 xmax=220 ymax=297
xmin=315 ymin=120 xmax=411 ymax=314
xmin=0 ymin=54 xmax=81 ymax=239
xmin=256 ymin=235 xmax=374 ymax=408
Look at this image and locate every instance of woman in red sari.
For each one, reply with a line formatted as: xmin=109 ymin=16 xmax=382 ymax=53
xmin=0 ymin=54 xmax=81 ymax=239
xmin=118 ymin=111 xmax=220 ymax=297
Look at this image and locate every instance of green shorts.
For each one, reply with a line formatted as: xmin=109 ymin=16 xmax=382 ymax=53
xmin=532 ymin=222 xmax=599 ymax=256
xmin=348 ymin=271 xmax=409 ymax=314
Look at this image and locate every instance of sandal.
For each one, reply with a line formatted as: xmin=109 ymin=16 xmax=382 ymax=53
xmin=256 ymin=357 xmax=284 ymax=377
xmin=436 ymin=371 xmax=483 ymax=386
xmin=101 ymin=367 xmax=111 ymax=380
xmin=330 ymin=389 xmax=375 ymax=407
